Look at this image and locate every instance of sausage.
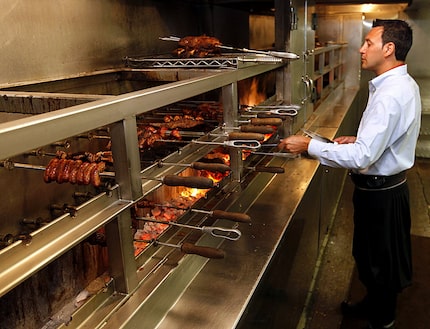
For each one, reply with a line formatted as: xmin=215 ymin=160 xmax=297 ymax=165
xmin=69 ymin=160 xmax=82 ymax=184
xmin=89 ymin=161 xmax=106 ymax=187
xmin=55 ymin=159 xmax=68 ymax=183
xmin=58 ymin=159 xmax=73 ymax=183
xmin=83 ymin=162 xmax=97 ymax=185
xmin=48 ymin=158 xmax=63 ymax=182
xmin=76 ymin=162 xmax=90 ymax=185
xmin=44 ymin=158 xmax=59 ymax=183
xmin=90 ymin=162 xmax=104 ymax=187
xmin=91 ymin=167 xmax=101 ymax=187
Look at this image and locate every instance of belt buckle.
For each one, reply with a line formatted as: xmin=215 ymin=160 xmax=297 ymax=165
xmin=366 ymin=176 xmax=386 ymax=188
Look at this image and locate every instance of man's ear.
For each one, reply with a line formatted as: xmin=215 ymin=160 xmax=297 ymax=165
xmin=384 ymin=42 xmax=395 ymax=58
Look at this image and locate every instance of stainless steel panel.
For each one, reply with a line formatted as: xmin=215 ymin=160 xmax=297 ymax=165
xmin=0 ymin=186 xmax=131 ymax=297
xmin=0 ymin=63 xmax=284 ymax=161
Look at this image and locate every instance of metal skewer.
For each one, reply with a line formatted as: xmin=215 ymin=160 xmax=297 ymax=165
xmin=302 ymin=129 xmax=334 ymax=143
xmin=244 ymin=108 xmax=298 ymax=116
xmin=136 ymin=217 xmax=241 ymax=241
xmin=246 ymin=166 xmax=285 ymax=173
xmin=155 ymin=139 xmax=262 ymax=150
xmin=140 ymin=203 xmax=251 ymax=223
xmin=191 ymin=139 xmax=261 ymax=150
xmin=146 ymin=160 xmax=231 ymax=173
xmin=249 ymin=151 xmax=299 ymax=158
xmin=134 ymin=239 xmax=225 ymax=259
xmin=159 ymin=36 xmax=300 ymax=60
xmin=141 ymin=175 xmax=214 ymax=189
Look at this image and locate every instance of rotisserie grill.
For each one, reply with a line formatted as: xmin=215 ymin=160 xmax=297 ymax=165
xmin=0 ymin=1 xmax=361 ymax=329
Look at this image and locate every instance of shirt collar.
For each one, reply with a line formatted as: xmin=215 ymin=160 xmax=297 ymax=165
xmin=369 ymin=64 xmax=407 ymax=90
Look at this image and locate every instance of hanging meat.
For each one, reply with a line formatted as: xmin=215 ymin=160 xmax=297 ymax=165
xmin=137 ymin=125 xmax=183 ymax=149
xmin=43 ymin=152 xmax=107 ymax=187
xmin=173 ymin=35 xmax=222 ymax=58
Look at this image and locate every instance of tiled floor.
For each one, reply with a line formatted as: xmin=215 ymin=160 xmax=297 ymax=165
xmin=305 ymin=157 xmax=430 ymax=329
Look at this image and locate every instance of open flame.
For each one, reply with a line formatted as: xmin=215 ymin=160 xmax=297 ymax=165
xmin=133 ymin=152 xmax=231 ymax=256
xmin=239 ymin=77 xmax=267 ymax=107
xmin=180 ymin=187 xmax=207 ymax=198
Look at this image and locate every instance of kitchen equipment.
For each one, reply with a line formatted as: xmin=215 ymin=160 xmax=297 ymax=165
xmin=136 ymin=217 xmax=242 ymax=241
xmin=140 ymin=175 xmax=214 ymax=188
xmin=148 ymin=161 xmax=231 ymax=173
xmin=134 ymin=239 xmax=225 ymax=259
xmin=302 ymin=128 xmax=334 ymax=143
xmin=159 ymin=36 xmax=300 ymax=60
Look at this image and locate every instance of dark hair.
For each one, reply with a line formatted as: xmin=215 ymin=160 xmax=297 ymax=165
xmin=372 ymin=19 xmax=413 ymax=61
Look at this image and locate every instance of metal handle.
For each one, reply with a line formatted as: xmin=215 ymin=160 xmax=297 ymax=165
xmin=250 ymin=151 xmax=299 ymax=158
xmin=301 ymin=76 xmax=311 ymax=104
xmin=191 ymin=139 xmax=261 ymax=149
xmin=224 ymin=140 xmax=261 ymax=150
xmin=246 ymin=108 xmax=298 ymax=116
xmin=270 ymin=108 xmax=298 ymax=116
xmin=136 ymin=217 xmax=241 ymax=241
xmin=201 ymin=226 xmax=242 ymax=241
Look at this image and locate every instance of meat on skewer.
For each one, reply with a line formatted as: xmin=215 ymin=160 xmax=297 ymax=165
xmin=43 ymin=157 xmax=106 ymax=187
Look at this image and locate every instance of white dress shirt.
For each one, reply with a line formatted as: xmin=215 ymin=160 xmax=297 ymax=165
xmin=308 ymin=65 xmax=421 ymax=176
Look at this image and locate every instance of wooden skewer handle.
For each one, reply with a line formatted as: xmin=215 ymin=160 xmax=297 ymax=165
xmin=162 ymin=175 xmax=214 ymax=189
xmin=210 ymin=210 xmax=251 ymax=223
xmin=181 ymin=242 xmax=225 ymax=259
xmin=190 ymin=162 xmax=231 ymax=173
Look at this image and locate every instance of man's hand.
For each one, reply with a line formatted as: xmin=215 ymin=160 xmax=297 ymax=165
xmin=278 ymin=135 xmax=311 ymax=155
xmin=333 ymin=136 xmax=356 ymax=144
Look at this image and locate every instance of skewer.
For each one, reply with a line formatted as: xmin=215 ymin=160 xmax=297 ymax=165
xmin=243 ymin=108 xmax=298 ymax=117
xmin=0 ymin=160 xmax=46 ymax=171
xmin=141 ymin=175 xmax=214 ymax=189
xmin=0 ymin=159 xmax=115 ymax=178
xmin=141 ymin=203 xmax=251 ymax=223
xmin=24 ymin=149 xmax=58 ymax=157
xmin=146 ymin=160 xmax=231 ymax=173
xmin=0 ymin=160 xmax=220 ymax=187
xmin=159 ymin=36 xmax=300 ymax=60
xmin=245 ymin=166 xmax=285 ymax=173
xmin=76 ymin=133 xmax=111 ymax=140
xmin=228 ymin=125 xmax=275 ymax=134
xmin=136 ymin=217 xmax=241 ymax=241
xmin=249 ymin=151 xmax=299 ymax=158
xmin=0 ymin=233 xmax=32 ymax=247
xmin=134 ymin=239 xmax=225 ymax=259
xmin=50 ymin=203 xmax=78 ymax=217
xmin=191 ymin=139 xmax=261 ymax=150
xmin=244 ymin=104 xmax=301 ymax=110
xmin=236 ymin=117 xmax=283 ymax=126
xmin=51 ymin=140 xmax=71 ymax=149
xmin=302 ymin=129 xmax=334 ymax=143
xmin=154 ymin=139 xmax=262 ymax=150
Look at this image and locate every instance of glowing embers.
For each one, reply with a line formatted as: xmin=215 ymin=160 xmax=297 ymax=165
xmin=133 ymin=188 xmax=206 ymax=256
xmin=132 ymin=149 xmax=233 ymax=256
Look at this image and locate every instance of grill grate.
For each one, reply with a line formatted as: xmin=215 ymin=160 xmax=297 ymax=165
xmin=124 ymin=55 xmax=238 ymax=69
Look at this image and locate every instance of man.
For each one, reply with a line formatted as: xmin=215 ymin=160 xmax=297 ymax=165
xmin=278 ymin=19 xmax=421 ymax=329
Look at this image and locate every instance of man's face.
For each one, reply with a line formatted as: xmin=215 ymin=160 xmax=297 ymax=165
xmin=359 ymin=26 xmax=385 ymax=73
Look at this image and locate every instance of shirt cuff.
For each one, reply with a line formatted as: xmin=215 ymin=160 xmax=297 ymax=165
xmin=307 ymin=139 xmax=328 ymax=158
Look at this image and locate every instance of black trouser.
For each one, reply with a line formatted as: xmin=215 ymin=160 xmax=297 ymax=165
xmin=367 ymin=286 xmax=397 ymax=326
xmin=352 ymin=181 xmax=412 ymax=326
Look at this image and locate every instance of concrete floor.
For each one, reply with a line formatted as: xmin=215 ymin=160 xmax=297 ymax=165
xmin=304 ymin=157 xmax=430 ymax=329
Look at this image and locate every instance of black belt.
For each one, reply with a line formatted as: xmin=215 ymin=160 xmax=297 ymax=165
xmin=349 ymin=171 xmax=407 ymax=190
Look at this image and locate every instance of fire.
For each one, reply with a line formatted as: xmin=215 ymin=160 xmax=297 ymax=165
xmin=202 ymin=170 xmax=225 ymax=183
xmin=239 ymin=77 xmax=266 ymax=106
xmin=180 ymin=187 xmax=207 ymax=198
xmin=263 ymin=132 xmax=274 ymax=142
